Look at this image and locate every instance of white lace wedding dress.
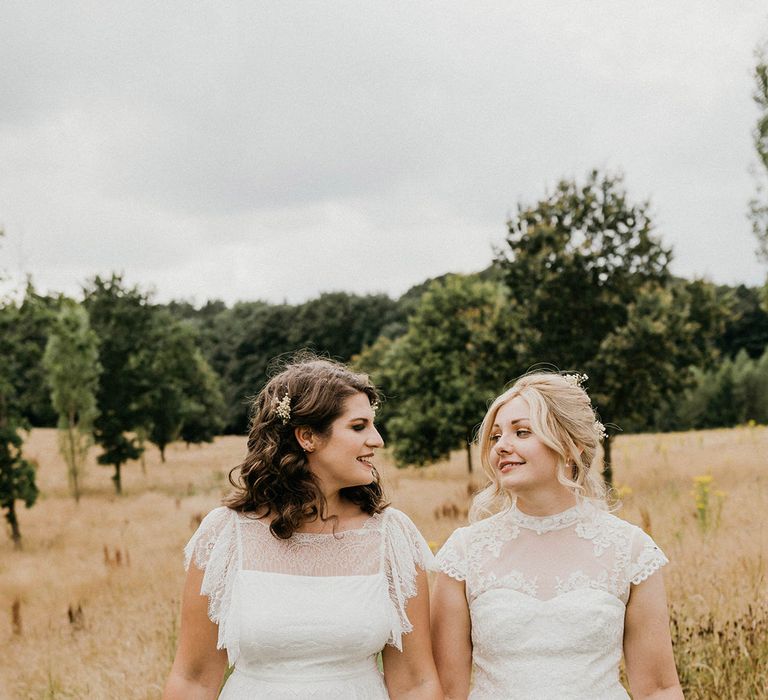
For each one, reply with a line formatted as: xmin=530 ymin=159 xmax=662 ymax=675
xmin=185 ymin=506 xmax=433 ymax=699
xmin=435 ymin=500 xmax=668 ymax=699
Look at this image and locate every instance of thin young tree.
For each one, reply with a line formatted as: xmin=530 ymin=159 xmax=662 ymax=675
xmin=43 ymin=301 xmax=101 ymax=502
xmin=750 ymin=42 xmax=768 ymax=263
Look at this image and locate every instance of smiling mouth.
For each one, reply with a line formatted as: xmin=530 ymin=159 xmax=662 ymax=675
xmin=357 ymin=456 xmax=374 ymax=468
xmin=499 ymin=461 xmax=525 ymax=473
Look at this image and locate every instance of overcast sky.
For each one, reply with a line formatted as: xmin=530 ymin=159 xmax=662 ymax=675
xmin=1 ymin=2 xmax=767 ymax=306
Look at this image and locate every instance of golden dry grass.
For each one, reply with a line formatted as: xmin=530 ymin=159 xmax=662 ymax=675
xmin=0 ymin=426 xmax=766 ymax=699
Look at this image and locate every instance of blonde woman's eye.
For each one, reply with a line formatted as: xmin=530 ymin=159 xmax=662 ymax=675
xmin=490 ymin=434 xmax=501 ymax=442
xmin=516 ymin=429 xmax=531 ymax=438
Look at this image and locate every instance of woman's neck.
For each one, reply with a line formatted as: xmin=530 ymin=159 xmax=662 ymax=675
xmin=322 ymin=489 xmax=345 ymax=517
xmin=514 ymin=487 xmax=577 ymax=517
xmin=295 ymin=492 xmax=365 ymax=534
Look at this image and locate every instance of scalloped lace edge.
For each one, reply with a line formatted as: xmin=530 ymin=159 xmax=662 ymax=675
xmin=629 ymin=553 xmax=668 ymax=585
xmin=436 ymin=561 xmax=467 ymax=581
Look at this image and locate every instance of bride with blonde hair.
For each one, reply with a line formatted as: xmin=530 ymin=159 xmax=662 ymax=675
xmin=432 ymin=371 xmax=682 ymax=699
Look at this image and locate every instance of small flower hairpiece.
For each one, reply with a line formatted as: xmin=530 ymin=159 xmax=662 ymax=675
xmin=371 ymin=400 xmax=380 ymax=415
xmin=594 ymin=420 xmax=607 ymax=440
xmin=274 ymin=393 xmax=291 ymax=425
xmin=563 ymin=372 xmax=588 ymax=388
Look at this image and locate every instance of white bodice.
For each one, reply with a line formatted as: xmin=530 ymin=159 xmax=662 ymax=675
xmin=185 ymin=506 xmax=433 ymax=699
xmin=435 ymin=500 xmax=668 ymax=700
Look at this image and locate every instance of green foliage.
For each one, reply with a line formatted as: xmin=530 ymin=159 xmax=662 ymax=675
xmin=591 ymin=281 xmax=724 ymax=433
xmin=750 ymin=43 xmax=768 ymax=261
xmin=6 ymin=283 xmax=60 ymax=427
xmin=356 ymin=275 xmax=513 ymax=471
xmin=139 ymin=312 xmax=225 ymax=460
xmin=668 ymin=348 xmax=768 ymax=429
xmin=164 ymin=299 xmax=228 ymax=366
xmin=42 ymin=300 xmax=101 ymax=502
xmin=0 ymin=423 xmax=38 ymax=549
xmin=495 ymin=171 xmax=723 ymax=481
xmin=212 ymin=301 xmax=295 ymax=433
xmin=715 ymin=284 xmax=768 ymax=358
xmin=199 ymin=292 xmax=405 ymax=433
xmin=497 ymin=170 xmax=672 ymax=371
xmin=179 ymin=350 xmax=226 ymax=447
xmin=0 ymin=284 xmax=39 ymax=547
xmin=291 ymin=292 xmax=402 ymax=360
xmin=83 ymin=275 xmax=156 ymax=493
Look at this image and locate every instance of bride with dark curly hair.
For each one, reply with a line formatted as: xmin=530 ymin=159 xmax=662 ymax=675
xmin=163 ymin=355 xmax=442 ymax=700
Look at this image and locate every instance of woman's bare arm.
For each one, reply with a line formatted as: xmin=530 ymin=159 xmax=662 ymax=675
xmin=623 ymin=571 xmax=683 ymax=700
xmin=381 ymin=569 xmax=443 ymax=699
xmin=431 ymin=572 xmax=472 ymax=700
xmin=162 ymin=564 xmax=228 ymax=700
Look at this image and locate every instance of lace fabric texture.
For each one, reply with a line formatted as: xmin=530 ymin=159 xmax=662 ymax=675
xmin=435 ymin=500 xmax=668 ymax=700
xmin=184 ymin=506 xmax=433 ymax=699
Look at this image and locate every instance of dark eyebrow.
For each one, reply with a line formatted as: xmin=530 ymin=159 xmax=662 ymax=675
xmin=349 ymin=416 xmax=371 ymax=423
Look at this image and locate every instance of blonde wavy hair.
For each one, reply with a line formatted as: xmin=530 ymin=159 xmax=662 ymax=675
xmin=470 ymin=372 xmax=608 ymax=522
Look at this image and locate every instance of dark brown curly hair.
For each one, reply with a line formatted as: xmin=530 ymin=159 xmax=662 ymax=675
xmin=224 ymin=354 xmax=388 ymax=538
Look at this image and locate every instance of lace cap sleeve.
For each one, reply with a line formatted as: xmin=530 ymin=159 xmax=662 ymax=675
xmin=627 ymin=526 xmax=668 ymax=585
xmin=382 ymin=508 xmax=435 ymax=651
xmin=183 ymin=506 xmax=241 ymax=663
xmin=434 ymin=527 xmax=469 ymax=582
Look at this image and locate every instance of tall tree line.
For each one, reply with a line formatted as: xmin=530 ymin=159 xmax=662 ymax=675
xmin=3 ymin=162 xmax=768 ymax=546
xmin=5 ymin=266 xmax=766 ymax=448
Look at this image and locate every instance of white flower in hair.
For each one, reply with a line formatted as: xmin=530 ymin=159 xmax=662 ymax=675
xmin=274 ymin=393 xmax=291 ymax=425
xmin=563 ymin=372 xmax=588 ymax=388
xmin=594 ymin=420 xmax=607 ymax=440
xmin=371 ymin=400 xmax=380 ymax=415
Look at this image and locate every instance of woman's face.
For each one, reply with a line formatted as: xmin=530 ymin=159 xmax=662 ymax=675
xmin=306 ymin=392 xmax=384 ymax=495
xmin=489 ymin=395 xmax=561 ymax=495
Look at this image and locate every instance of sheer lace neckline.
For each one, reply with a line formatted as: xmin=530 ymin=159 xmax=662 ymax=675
xmin=504 ymin=500 xmax=592 ymax=533
xmin=239 ymin=510 xmax=383 ymax=538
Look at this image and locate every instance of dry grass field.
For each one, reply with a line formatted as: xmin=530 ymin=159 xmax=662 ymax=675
xmin=1 ymin=426 xmax=766 ymax=699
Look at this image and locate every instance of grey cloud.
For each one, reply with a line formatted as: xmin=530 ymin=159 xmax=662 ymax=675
xmin=0 ymin=1 xmax=766 ymax=305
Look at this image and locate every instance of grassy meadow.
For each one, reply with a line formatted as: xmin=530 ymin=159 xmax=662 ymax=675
xmin=1 ymin=426 xmax=766 ymax=699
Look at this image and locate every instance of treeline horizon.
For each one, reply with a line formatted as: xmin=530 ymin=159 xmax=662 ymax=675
xmin=4 ymin=170 xmax=768 ymax=544
xmin=6 ymin=266 xmax=768 ymax=431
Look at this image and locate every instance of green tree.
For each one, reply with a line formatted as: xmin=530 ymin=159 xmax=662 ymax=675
xmin=496 ymin=171 xmax=721 ymax=482
xmin=750 ymin=43 xmax=768 ymax=263
xmin=215 ymin=302 xmax=296 ymax=433
xmin=206 ymin=293 xmax=405 ymax=434
xmin=140 ymin=313 xmax=225 ymax=460
xmin=754 ymin=348 xmax=768 ymax=424
xmin=497 ymin=170 xmax=672 ymax=369
xmin=10 ymin=282 xmax=59 ymax=427
xmin=164 ymin=298 xmax=228 ymax=367
xmin=0 ymin=422 xmax=37 ymax=550
xmin=0 ymin=302 xmax=39 ymax=549
xmin=673 ymin=348 xmax=768 ymax=429
xmin=357 ymin=275 xmax=514 ymax=472
xmin=588 ymin=283 xmax=721 ymax=478
xmin=290 ymin=292 xmax=403 ymax=360
xmin=83 ymin=275 xmax=155 ymax=494
xmin=42 ymin=301 xmax=101 ymax=502
xmin=715 ymin=285 xmax=768 ymax=359
xmin=731 ymin=349 xmax=764 ymax=425
xmin=179 ymin=350 xmax=226 ymax=447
